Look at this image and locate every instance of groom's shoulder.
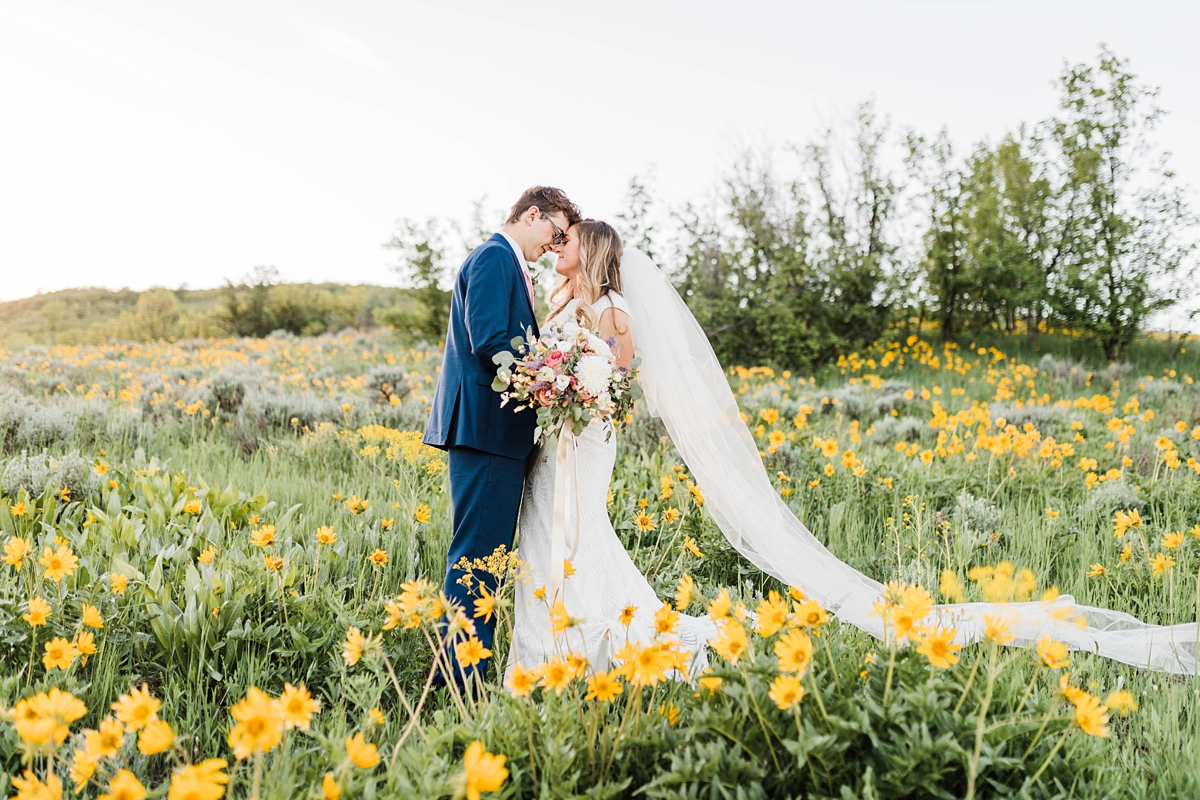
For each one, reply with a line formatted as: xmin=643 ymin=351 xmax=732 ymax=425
xmin=463 ymin=235 xmax=516 ymax=271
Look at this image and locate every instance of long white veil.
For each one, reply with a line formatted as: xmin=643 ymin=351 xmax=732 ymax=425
xmin=619 ymin=247 xmax=1200 ymax=674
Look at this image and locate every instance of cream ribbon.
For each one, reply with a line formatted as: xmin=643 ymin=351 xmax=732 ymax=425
xmin=548 ymin=431 xmax=582 ymax=600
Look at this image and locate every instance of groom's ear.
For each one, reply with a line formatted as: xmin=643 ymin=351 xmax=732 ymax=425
xmin=520 ymin=205 xmax=541 ymax=226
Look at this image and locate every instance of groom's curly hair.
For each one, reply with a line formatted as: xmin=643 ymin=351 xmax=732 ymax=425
xmin=506 ymin=186 xmax=582 ymax=227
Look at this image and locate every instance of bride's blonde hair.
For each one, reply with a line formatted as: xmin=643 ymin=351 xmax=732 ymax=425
xmin=548 ymin=219 xmax=623 ymax=331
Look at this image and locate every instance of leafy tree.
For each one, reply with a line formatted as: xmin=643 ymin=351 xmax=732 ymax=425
xmin=1046 ymin=46 xmax=1197 ymax=361
xmin=911 ymin=128 xmax=1058 ymax=340
xmin=134 ymin=287 xmax=180 ymax=340
xmin=221 ymin=266 xmax=279 ymax=338
xmin=804 ymin=101 xmax=898 ymax=348
xmin=906 ymin=129 xmax=973 ymax=339
xmin=616 ymin=168 xmax=660 ymax=262
xmin=383 ymin=218 xmax=452 ymax=344
xmin=674 ymin=151 xmax=824 ymax=368
xmin=673 ymin=103 xmax=901 ymax=370
xmin=966 ymin=130 xmax=1058 ymax=338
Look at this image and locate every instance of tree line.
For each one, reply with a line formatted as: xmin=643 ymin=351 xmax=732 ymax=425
xmin=391 ymin=47 xmax=1196 ymax=367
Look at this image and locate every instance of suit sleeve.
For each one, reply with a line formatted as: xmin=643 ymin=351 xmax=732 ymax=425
xmin=463 ymin=246 xmax=521 ymax=367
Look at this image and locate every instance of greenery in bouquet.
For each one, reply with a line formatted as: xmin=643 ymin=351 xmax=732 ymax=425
xmin=491 ymin=320 xmax=642 ymax=442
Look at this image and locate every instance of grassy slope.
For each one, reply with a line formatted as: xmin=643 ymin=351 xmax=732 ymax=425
xmin=0 ymin=283 xmax=405 ymax=350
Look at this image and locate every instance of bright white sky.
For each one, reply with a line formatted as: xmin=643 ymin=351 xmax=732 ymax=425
xmin=1 ymin=0 xmax=1196 ymax=326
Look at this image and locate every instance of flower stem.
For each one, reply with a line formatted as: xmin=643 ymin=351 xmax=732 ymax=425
xmin=965 ymin=644 xmax=998 ymax=800
xmin=1026 ymin=728 xmax=1071 ymax=786
xmin=954 ymin=649 xmax=983 ymax=714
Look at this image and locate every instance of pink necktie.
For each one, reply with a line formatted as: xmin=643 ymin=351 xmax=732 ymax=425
xmin=521 ymin=266 xmax=535 ymax=308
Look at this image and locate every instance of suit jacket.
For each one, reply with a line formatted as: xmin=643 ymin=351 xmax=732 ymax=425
xmin=423 ymin=233 xmax=540 ymax=459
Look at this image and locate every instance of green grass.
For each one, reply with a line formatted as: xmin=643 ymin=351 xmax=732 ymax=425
xmin=1 ymin=327 xmax=1199 ymax=797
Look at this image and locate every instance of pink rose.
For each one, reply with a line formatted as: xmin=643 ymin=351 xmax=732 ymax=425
xmin=545 ymin=349 xmax=564 ymax=366
xmin=535 ymin=388 xmax=557 ymax=407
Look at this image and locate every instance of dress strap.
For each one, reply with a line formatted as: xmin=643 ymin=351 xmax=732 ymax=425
xmin=597 ymin=292 xmax=631 ymax=316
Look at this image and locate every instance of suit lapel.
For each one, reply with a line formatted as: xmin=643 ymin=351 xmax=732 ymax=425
xmin=491 ymin=233 xmax=537 ymax=322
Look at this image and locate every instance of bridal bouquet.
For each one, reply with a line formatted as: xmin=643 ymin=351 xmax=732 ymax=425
xmin=491 ymin=320 xmax=641 ymax=443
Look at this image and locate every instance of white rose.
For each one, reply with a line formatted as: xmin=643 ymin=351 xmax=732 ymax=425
xmin=574 ymin=355 xmax=613 ymax=397
xmin=536 ymin=367 xmax=556 ymax=383
xmin=587 ymin=334 xmax=613 ymax=360
xmin=554 ymin=374 xmax=571 ymax=391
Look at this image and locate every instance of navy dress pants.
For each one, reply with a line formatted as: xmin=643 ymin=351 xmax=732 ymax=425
xmin=441 ymin=444 xmax=527 ymax=685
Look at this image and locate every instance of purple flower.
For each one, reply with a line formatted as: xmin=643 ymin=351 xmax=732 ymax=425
xmin=529 ymin=380 xmax=551 ymax=392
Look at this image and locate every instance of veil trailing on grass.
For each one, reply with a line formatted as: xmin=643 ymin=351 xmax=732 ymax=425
xmin=619 ymin=246 xmax=1199 ymax=674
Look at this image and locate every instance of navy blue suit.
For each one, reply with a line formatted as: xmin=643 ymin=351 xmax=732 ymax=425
xmin=424 ymin=233 xmax=539 ymax=684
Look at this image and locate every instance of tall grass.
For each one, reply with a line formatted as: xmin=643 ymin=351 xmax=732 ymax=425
xmin=1 ymin=327 xmax=1198 ymax=797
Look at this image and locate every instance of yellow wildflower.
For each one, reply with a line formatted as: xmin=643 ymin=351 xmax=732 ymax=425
xmin=983 ymin=614 xmax=1014 ymax=645
xmin=249 ymin=525 xmax=275 ymax=547
xmin=342 ymin=627 xmax=366 ymax=667
xmin=915 ymin=626 xmax=961 ymax=669
xmin=345 ymin=732 xmax=380 ymax=768
xmin=1150 ymin=552 xmax=1175 ymax=575
xmin=1073 ymin=693 xmax=1110 ymax=737
xmin=1036 ymin=635 xmax=1069 ymax=669
xmin=98 ymin=769 xmax=146 ymax=800
xmin=112 ymin=684 xmax=161 ymax=730
xmin=462 ymin=740 xmax=509 ymax=800
xmin=23 ymin=596 xmax=51 ymax=627
xmin=455 ymin=637 xmax=492 ymax=668
xmin=81 ymin=603 xmax=104 ymax=629
xmin=1105 ymin=689 xmax=1138 ymax=717
xmin=585 ymin=670 xmax=624 ymax=702
xmin=505 ymin=664 xmax=536 ymax=698
xmin=3 ymin=535 xmax=31 ymax=570
xmin=278 ymin=683 xmax=320 ymax=730
xmin=768 ymin=674 xmax=806 ymax=709
xmin=710 ymin=618 xmax=748 ymax=665
xmin=44 ymin=637 xmax=81 ymax=670
xmin=39 ymin=544 xmax=79 ymax=582
xmin=674 ymin=575 xmax=695 ymax=611
xmin=775 ymin=629 xmax=813 ymax=676
xmin=137 ymin=719 xmax=174 ymax=755
xmin=655 ymin=602 xmax=681 ymax=635
xmin=227 ymin=687 xmax=283 ymax=759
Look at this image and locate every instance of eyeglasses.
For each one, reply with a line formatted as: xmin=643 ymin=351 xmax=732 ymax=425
xmin=540 ymin=211 xmax=567 ymax=246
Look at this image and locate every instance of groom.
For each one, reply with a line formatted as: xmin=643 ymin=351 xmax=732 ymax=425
xmin=424 ymin=186 xmax=582 ymax=684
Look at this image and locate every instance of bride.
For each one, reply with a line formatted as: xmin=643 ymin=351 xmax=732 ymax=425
xmin=507 ymin=220 xmax=715 ymax=678
xmin=507 ymin=221 xmax=1200 ymax=679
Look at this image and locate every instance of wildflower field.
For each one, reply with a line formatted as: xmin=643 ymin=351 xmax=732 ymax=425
xmin=2 ymin=327 xmax=1200 ymax=799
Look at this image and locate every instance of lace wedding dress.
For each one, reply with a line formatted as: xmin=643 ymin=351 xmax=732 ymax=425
xmin=506 ymin=292 xmax=716 ymax=678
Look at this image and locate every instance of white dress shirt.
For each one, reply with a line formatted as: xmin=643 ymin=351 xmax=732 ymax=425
xmin=497 ymin=230 xmax=527 ymax=269
xmin=497 ymin=230 xmax=535 ymax=307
